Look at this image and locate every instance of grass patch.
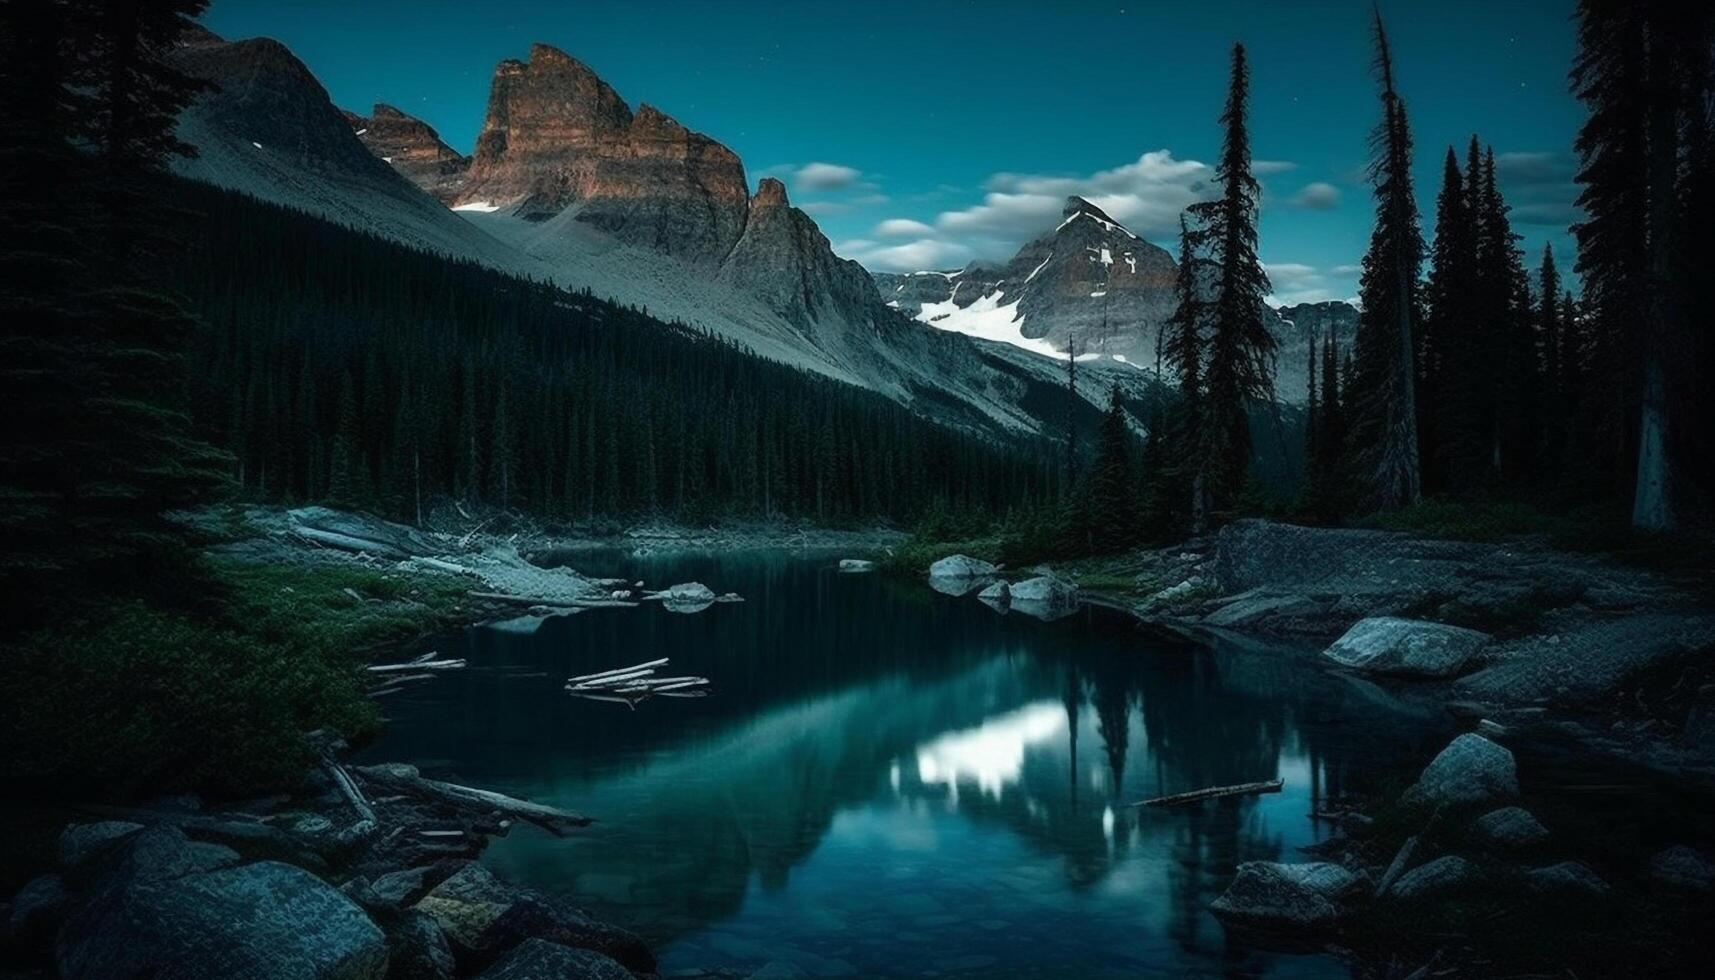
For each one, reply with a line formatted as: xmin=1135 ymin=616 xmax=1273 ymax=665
xmin=0 ymin=558 xmax=470 ymax=800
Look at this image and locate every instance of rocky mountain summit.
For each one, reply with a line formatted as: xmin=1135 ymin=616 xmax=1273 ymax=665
xmin=454 ymin=44 xmax=752 ymax=268
xmin=873 ymin=197 xmax=1177 ymax=362
xmin=342 ymin=104 xmax=470 ymax=204
xmin=873 ymin=203 xmax=1359 ymax=406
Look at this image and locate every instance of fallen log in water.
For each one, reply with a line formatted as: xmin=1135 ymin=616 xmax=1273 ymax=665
xmin=366 ymin=655 xmax=466 ymax=673
xmin=321 ymin=758 xmax=377 ymax=840
xmin=1128 ymin=779 xmax=1285 ymax=808
xmin=352 ymin=762 xmax=590 ymax=836
xmin=564 ymin=658 xmax=711 ymax=707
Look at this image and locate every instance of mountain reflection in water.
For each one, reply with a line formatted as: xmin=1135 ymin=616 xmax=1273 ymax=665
xmin=364 ymin=549 xmax=1453 ymax=978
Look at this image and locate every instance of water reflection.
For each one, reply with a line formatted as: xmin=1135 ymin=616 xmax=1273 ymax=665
xmin=365 ymin=550 xmax=1453 ymax=978
xmin=914 ymin=702 xmax=1065 ymax=801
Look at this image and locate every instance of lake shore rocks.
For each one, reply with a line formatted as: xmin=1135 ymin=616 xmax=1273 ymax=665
xmin=1403 ymin=733 xmax=1519 ymax=811
xmin=927 ymin=554 xmax=999 ymax=595
xmin=27 ymin=767 xmax=657 ymax=980
xmin=838 ymin=558 xmax=874 ymax=573
xmin=1209 ymin=861 xmax=1365 ymax=930
xmin=1321 ymin=617 xmax=1489 ymax=678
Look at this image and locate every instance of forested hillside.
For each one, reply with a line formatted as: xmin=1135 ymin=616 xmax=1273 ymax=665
xmin=168 ymin=180 xmax=1059 ymax=525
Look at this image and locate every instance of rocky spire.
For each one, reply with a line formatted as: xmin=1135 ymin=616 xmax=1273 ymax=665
xmin=343 ymin=103 xmax=470 ymax=204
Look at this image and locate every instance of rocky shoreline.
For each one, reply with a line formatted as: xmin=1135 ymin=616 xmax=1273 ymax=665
xmin=920 ymin=518 xmax=1715 ymax=973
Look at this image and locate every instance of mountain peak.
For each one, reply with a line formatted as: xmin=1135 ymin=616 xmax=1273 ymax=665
xmin=1058 ymin=196 xmax=1135 ymax=238
xmin=754 ymin=176 xmax=789 ymax=208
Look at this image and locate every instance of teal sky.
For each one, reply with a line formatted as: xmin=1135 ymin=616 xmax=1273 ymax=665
xmin=203 ymin=0 xmax=1585 ymax=304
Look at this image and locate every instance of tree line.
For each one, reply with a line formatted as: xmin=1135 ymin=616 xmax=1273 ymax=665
xmin=171 ymin=180 xmax=1058 ymax=527
xmin=1070 ymin=2 xmax=1714 ymax=552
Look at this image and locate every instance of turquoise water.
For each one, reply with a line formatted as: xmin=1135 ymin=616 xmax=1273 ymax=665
xmin=364 ymin=549 xmax=1456 ymax=978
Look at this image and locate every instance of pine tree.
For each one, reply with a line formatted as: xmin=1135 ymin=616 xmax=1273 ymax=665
xmin=1536 ymin=245 xmax=1565 ymax=477
xmin=1159 ymin=215 xmax=1206 ymax=534
xmin=1346 ymin=9 xmax=1424 ymax=512
xmin=1419 ymin=146 xmax=1471 ymax=493
xmin=0 ymin=0 xmax=227 ymax=616
xmin=1084 ymin=384 xmax=1140 ymax=550
xmin=1188 ymin=42 xmax=1275 ymax=521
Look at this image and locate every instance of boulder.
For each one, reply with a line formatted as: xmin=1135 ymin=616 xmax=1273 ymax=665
xmin=475 ymin=938 xmax=630 ymax=980
xmin=1209 ymin=861 xmax=1362 ymax=930
xmin=85 ymin=824 xmax=240 ymax=885
xmin=977 ymin=580 xmax=1010 ymax=604
xmin=370 ymin=865 xmax=437 ymax=907
xmin=659 ymin=581 xmax=717 ymax=613
xmin=413 ymin=862 xmax=516 ymax=955
xmin=57 ymin=860 xmax=387 ymax=980
xmin=928 ymin=554 xmax=997 ymax=581
xmin=660 ymin=582 xmax=715 ymax=602
xmin=477 ymin=896 xmax=654 ymax=973
xmin=57 ymin=821 xmax=144 ymax=869
xmin=1008 ymin=575 xmax=1079 ymax=621
xmin=1404 ymin=734 xmax=1518 ymax=811
xmin=1471 ymin=807 xmax=1549 ymax=851
xmin=1646 ymin=845 xmax=1714 ymax=891
xmin=384 ymin=909 xmax=456 ymax=980
xmin=413 ymin=863 xmax=653 ymax=972
xmin=837 ymin=559 xmax=874 ymax=573
xmin=1526 ymin=861 xmax=1610 ymax=899
xmin=4 ymin=873 xmax=67 ymax=960
xmin=1388 ymin=855 xmax=1475 ymax=902
xmin=1321 ymin=617 xmax=1490 ymax=678
xmin=1009 ymin=575 xmax=1075 ymax=604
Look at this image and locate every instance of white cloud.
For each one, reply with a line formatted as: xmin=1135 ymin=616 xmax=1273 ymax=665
xmin=1288 ymin=181 xmax=1341 ymax=210
xmin=793 ymin=161 xmax=863 ymax=191
xmin=837 ymin=237 xmax=971 ymax=273
xmin=875 ymin=218 xmax=935 ymax=237
xmin=930 ymin=150 xmax=1212 ymax=256
xmin=799 ymin=201 xmax=855 ymax=216
xmin=1262 ymin=261 xmax=1349 ymax=306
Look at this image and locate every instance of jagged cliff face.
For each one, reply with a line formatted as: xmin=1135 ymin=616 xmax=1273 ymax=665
xmin=451 ymin=44 xmax=750 ymax=266
xmin=719 ymin=178 xmax=881 ymax=333
xmin=873 ymin=197 xmax=1177 ymax=362
xmin=342 ymin=104 xmax=470 ymax=204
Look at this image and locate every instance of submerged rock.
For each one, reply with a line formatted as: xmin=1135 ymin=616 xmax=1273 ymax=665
xmin=838 ymin=559 xmax=875 ymax=573
xmin=1388 ymin=855 xmax=1475 ymax=902
xmin=1647 ymin=845 xmax=1714 ymax=891
xmin=1321 ymin=617 xmax=1490 ymax=678
xmin=475 ymin=938 xmax=630 ymax=980
xmin=1209 ymin=861 xmax=1362 ymax=930
xmin=1526 ymin=861 xmax=1610 ymax=899
xmin=1404 ymin=734 xmax=1519 ymax=810
xmin=1471 ymin=807 xmax=1549 ymax=851
xmin=657 ymin=581 xmax=718 ymax=613
xmin=57 ymin=860 xmax=387 ymax=980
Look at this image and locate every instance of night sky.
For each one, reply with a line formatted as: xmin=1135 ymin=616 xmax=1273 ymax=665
xmin=203 ymin=0 xmax=1586 ymax=304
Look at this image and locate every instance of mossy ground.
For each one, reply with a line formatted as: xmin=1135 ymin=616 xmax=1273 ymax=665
xmin=0 ymin=556 xmax=471 ymax=800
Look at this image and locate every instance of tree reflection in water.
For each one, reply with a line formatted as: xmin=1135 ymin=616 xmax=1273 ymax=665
xmin=367 ymin=550 xmax=1451 ymax=978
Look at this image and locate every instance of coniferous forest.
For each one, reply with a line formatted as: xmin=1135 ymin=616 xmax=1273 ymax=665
xmin=170 ymin=181 xmax=1057 ymax=527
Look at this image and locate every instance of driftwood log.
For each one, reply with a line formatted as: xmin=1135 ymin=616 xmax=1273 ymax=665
xmin=353 ymin=763 xmax=590 ymax=836
xmin=1128 ymin=779 xmax=1285 ymax=808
